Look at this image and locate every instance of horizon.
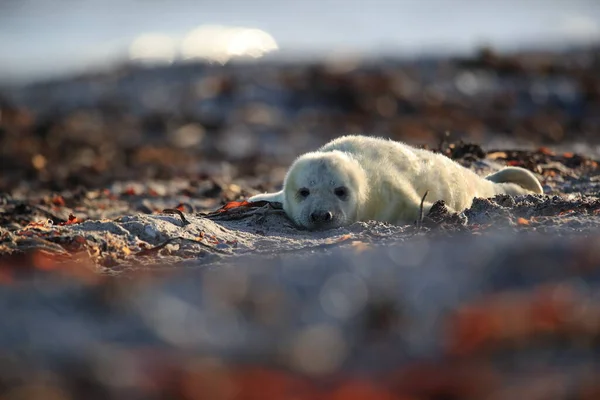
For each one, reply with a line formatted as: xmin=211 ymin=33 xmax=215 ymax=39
xmin=1 ymin=0 xmax=600 ymax=85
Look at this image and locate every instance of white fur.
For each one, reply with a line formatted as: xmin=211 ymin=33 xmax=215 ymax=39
xmin=249 ymin=135 xmax=543 ymax=229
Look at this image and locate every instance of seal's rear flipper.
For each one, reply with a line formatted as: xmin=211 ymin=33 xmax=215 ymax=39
xmin=248 ymin=191 xmax=284 ymax=208
xmin=485 ymin=167 xmax=543 ymax=195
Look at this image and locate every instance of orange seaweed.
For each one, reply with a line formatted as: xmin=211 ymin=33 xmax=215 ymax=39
xmin=60 ymin=214 xmax=81 ymax=225
xmin=537 ymin=147 xmax=554 ymax=156
xmin=516 ymin=217 xmax=530 ymax=225
xmin=219 ymin=200 xmax=252 ymax=212
xmin=51 ymin=195 xmax=66 ymax=207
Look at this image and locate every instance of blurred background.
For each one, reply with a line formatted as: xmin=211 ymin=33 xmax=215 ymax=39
xmin=2 ymin=0 xmax=600 ymax=82
xmin=1 ymin=0 xmax=600 ymax=191
xmin=3 ymin=3 xmax=600 ymax=399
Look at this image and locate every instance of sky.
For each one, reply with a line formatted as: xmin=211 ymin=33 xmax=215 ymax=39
xmin=1 ymin=0 xmax=599 ymax=83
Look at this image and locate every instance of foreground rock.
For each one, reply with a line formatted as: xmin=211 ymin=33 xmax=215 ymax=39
xmin=2 ymin=233 xmax=600 ymax=399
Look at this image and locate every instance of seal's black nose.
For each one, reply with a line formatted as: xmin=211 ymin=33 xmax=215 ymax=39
xmin=311 ymin=211 xmax=333 ymax=223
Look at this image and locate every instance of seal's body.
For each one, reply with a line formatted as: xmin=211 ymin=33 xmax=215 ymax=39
xmin=249 ymin=135 xmax=543 ymax=230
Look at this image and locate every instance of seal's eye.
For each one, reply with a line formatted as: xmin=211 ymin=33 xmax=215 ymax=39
xmin=298 ymin=188 xmax=310 ymax=198
xmin=334 ymin=186 xmax=348 ymax=199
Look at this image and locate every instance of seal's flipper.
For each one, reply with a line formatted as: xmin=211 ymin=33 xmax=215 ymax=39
xmin=485 ymin=167 xmax=543 ymax=195
xmin=249 ymin=191 xmax=285 ymax=205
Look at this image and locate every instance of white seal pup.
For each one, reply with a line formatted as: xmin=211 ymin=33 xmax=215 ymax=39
xmin=249 ymin=135 xmax=543 ymax=230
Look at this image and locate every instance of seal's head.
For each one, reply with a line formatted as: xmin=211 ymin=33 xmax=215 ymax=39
xmin=276 ymin=150 xmax=368 ymax=230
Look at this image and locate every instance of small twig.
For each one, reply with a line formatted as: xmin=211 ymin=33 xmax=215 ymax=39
xmin=162 ymin=208 xmax=190 ymax=226
xmin=136 ymin=238 xmax=176 ymax=256
xmin=203 ymin=204 xmax=287 ymax=222
xmin=417 ymin=190 xmax=429 ymax=230
xmin=175 ymin=202 xmax=195 ymax=213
